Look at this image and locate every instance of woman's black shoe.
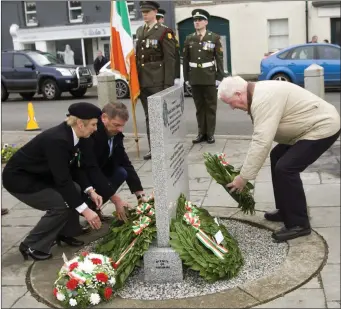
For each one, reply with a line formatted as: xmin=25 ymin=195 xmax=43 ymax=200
xmin=56 ymin=235 xmax=84 ymax=247
xmin=264 ymin=210 xmax=283 ymax=222
xmin=19 ymin=243 xmax=52 ymax=261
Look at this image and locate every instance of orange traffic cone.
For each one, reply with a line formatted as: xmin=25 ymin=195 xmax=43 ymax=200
xmin=25 ymin=102 xmax=41 ymax=131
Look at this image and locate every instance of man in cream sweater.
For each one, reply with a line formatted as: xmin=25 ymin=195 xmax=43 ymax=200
xmin=217 ymin=76 xmax=340 ymax=242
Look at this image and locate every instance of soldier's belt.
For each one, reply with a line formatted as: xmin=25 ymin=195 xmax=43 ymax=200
xmin=189 ymin=61 xmax=215 ymax=68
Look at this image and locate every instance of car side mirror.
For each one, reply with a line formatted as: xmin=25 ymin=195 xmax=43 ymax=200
xmin=24 ymin=63 xmax=35 ymax=69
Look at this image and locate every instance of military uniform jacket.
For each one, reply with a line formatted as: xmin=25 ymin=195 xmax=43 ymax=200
xmin=183 ymin=31 xmax=225 ymax=86
xmin=135 ymin=23 xmax=177 ymax=88
xmin=2 ymin=122 xmax=88 ymax=209
xmin=78 ymin=119 xmax=143 ymax=201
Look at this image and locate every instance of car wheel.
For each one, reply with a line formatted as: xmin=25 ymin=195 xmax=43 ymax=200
xmin=19 ymin=92 xmax=35 ymax=100
xmin=69 ymin=88 xmax=87 ymax=98
xmin=184 ymin=83 xmax=192 ymax=97
xmin=271 ymin=73 xmax=291 ymax=82
xmin=42 ymin=79 xmax=61 ymax=100
xmin=116 ymin=80 xmax=130 ymax=99
xmin=1 ymin=83 xmax=9 ymax=102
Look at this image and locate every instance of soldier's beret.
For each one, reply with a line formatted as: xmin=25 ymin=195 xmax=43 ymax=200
xmin=139 ymin=1 xmax=160 ymax=11
xmin=157 ymin=8 xmax=166 ymax=17
xmin=67 ymin=102 xmax=102 ymax=119
xmin=192 ymin=9 xmax=210 ymax=20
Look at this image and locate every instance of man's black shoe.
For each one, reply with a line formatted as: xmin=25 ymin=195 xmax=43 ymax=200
xmin=272 ymin=226 xmax=311 ymax=242
xmin=207 ymin=136 xmax=215 ymax=144
xmin=264 ymin=210 xmax=283 ymax=222
xmin=143 ymin=151 xmax=151 ymax=160
xmin=192 ymin=134 xmax=206 ymax=144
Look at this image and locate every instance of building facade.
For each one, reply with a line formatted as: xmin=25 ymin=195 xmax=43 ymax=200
xmin=1 ymin=1 xmax=176 ymax=69
xmin=2 ymin=1 xmax=340 ymax=76
xmin=175 ymin=0 xmax=341 ymax=77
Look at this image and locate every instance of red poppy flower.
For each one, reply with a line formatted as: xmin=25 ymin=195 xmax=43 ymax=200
xmin=66 ymin=278 xmax=78 ymax=290
xmin=69 ymin=262 xmax=78 ymax=271
xmin=96 ymin=273 xmax=108 ymax=283
xmin=53 ymin=288 xmax=58 ymax=296
xmin=91 ymin=258 xmax=102 ymax=265
xmin=81 ymin=252 xmax=89 ymax=257
xmin=104 ymin=287 xmax=113 ymax=300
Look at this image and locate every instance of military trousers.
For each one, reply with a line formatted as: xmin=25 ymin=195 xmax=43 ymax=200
xmin=270 ymin=129 xmax=340 ymax=228
xmin=140 ymin=86 xmax=164 ymax=148
xmin=9 ymin=183 xmax=83 ymax=254
xmin=191 ymin=85 xmax=218 ymax=137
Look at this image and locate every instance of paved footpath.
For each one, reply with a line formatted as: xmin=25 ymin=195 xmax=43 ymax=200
xmin=1 ymin=131 xmax=340 ymax=308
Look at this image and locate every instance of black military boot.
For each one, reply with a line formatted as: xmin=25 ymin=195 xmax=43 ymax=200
xmin=272 ymin=226 xmax=311 ymax=242
xmin=207 ymin=136 xmax=215 ymax=144
xmin=192 ymin=134 xmax=206 ymax=144
xmin=264 ymin=210 xmax=283 ymax=222
xmin=143 ymin=151 xmax=151 ymax=160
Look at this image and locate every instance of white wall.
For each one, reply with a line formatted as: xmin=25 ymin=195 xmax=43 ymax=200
xmin=175 ymin=1 xmax=307 ymax=75
xmin=308 ymin=4 xmax=339 ymax=43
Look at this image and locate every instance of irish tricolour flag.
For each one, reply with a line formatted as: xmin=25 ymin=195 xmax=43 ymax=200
xmin=110 ymin=1 xmax=140 ymax=103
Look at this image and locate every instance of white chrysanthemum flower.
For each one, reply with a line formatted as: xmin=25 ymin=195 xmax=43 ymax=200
xmin=109 ymin=277 xmax=116 ymax=286
xmin=87 ymin=253 xmax=104 ymax=261
xmin=69 ymin=299 xmax=77 ymax=307
xmin=89 ymin=293 xmax=101 ymax=305
xmin=56 ymin=292 xmax=66 ymax=301
xmin=79 ymin=260 xmax=96 ymax=273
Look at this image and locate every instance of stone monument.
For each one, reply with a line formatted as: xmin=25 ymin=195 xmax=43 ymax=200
xmin=143 ymin=85 xmax=189 ymax=283
xmin=97 ymin=71 xmax=117 ymax=109
xmin=304 ymin=63 xmax=325 ymax=99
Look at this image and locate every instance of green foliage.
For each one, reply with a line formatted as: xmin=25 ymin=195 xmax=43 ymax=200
xmin=1 ymin=144 xmax=20 ymax=163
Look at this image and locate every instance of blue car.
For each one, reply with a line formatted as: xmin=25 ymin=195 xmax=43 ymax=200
xmin=258 ymin=43 xmax=340 ymax=88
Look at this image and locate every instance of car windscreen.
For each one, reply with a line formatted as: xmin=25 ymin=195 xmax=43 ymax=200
xmin=26 ymin=52 xmax=59 ymax=66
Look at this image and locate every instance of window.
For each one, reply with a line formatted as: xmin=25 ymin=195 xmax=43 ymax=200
xmin=277 ymin=50 xmax=290 ymax=59
xmin=24 ymin=2 xmax=38 ymax=26
xmin=191 ymin=0 xmax=214 ymax=4
xmin=14 ymin=54 xmax=32 ymax=68
xmin=268 ymin=19 xmax=289 ymax=52
xmin=127 ymin=1 xmax=136 ymax=19
xmin=1 ymin=53 xmax=13 ymax=67
xmin=289 ymin=46 xmax=315 ymax=60
xmin=317 ymin=46 xmax=340 ymax=60
xmin=68 ymin=1 xmax=83 ymax=23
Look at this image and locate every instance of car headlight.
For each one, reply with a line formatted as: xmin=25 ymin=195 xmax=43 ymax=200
xmin=56 ymin=68 xmax=73 ymax=76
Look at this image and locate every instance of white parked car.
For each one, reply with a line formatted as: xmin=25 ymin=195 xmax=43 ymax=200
xmin=99 ymin=61 xmax=193 ymax=98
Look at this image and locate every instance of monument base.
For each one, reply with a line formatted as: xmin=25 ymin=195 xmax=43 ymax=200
xmin=143 ymin=245 xmax=183 ymax=283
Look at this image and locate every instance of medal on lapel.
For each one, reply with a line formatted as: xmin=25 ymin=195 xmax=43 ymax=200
xmin=203 ymin=42 xmax=208 ymax=50
xmin=146 ymin=39 xmax=150 ymax=48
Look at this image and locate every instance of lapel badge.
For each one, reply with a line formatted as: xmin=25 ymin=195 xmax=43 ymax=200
xmin=168 ymin=33 xmax=172 ymax=39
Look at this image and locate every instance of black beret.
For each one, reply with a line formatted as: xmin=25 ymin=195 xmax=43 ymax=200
xmin=192 ymin=9 xmax=210 ymax=20
xmin=157 ymin=8 xmax=166 ymax=17
xmin=139 ymin=1 xmax=160 ymax=11
xmin=67 ymin=102 xmax=102 ymax=119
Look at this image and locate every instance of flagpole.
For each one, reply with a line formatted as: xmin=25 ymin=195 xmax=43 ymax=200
xmin=130 ymin=94 xmax=140 ymax=159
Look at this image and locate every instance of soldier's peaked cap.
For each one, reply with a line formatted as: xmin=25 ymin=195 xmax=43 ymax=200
xmin=139 ymin=1 xmax=160 ymax=11
xmin=67 ymin=102 xmax=102 ymax=119
xmin=156 ymin=8 xmax=166 ymax=17
xmin=192 ymin=9 xmax=210 ymax=20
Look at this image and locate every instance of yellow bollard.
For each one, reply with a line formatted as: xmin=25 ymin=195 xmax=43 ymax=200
xmin=25 ymin=102 xmax=41 ymax=131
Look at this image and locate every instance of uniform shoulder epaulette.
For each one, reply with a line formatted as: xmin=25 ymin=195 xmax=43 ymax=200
xmin=160 ymin=23 xmax=168 ymax=28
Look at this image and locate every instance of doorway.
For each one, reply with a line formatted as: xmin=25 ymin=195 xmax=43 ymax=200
xmin=331 ymin=18 xmax=340 ymax=46
xmin=177 ymin=16 xmax=232 ymax=73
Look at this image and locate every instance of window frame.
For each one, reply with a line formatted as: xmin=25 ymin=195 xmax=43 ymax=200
xmin=127 ymin=1 xmax=136 ymax=20
xmin=316 ymin=45 xmax=341 ymax=60
xmin=13 ymin=54 xmax=33 ymax=68
xmin=68 ymin=1 xmax=83 ymax=24
xmin=287 ymin=45 xmax=317 ymax=61
xmin=267 ymin=18 xmax=289 ymax=52
xmin=24 ymin=1 xmax=38 ymax=27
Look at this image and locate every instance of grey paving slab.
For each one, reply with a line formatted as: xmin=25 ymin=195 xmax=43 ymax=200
xmin=327 ymin=301 xmax=341 ymax=308
xmin=301 ymin=276 xmax=321 ymax=289
xmin=188 ymin=194 xmax=205 ymax=207
xmin=203 ymin=181 xmax=239 ymax=207
xmin=305 ymin=184 xmax=341 ymax=207
xmin=11 ymin=202 xmax=32 ymax=210
xmin=189 ymin=177 xmax=211 ymax=191
xmin=320 ymin=264 xmax=341 ymax=302
xmin=1 ymin=286 xmax=28 ymax=309
xmin=202 ymin=206 xmax=240 ymax=218
xmin=1 ymin=227 xmax=32 ymax=253
xmin=1 ymin=208 xmax=43 ymax=218
xmin=2 ymin=247 xmax=34 ymax=285
xmin=314 ymin=227 xmax=340 ymax=264
xmin=254 ymin=202 xmax=276 ymax=212
xmin=253 ymin=182 xmax=275 ymax=204
xmin=320 ymin=172 xmax=341 ymax=184
xmin=11 ymin=292 xmax=50 ymax=308
xmin=1 ymin=191 xmax=22 ymax=210
xmin=2 ymin=215 xmax=41 ymax=227
xmin=188 ymin=164 xmax=210 ymax=178
xmin=253 ymin=288 xmax=326 ymax=308
xmin=309 ymin=207 xmax=341 ymax=228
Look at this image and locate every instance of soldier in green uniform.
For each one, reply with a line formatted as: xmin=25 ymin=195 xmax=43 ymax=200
xmin=136 ymin=1 xmax=177 ymax=160
xmin=156 ymin=8 xmax=181 ymax=80
xmin=183 ymin=9 xmax=225 ymax=144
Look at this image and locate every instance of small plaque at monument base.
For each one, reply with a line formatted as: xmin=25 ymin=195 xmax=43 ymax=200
xmin=143 ymin=245 xmax=183 ymax=283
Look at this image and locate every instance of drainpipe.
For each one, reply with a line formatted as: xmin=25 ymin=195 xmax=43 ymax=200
xmin=305 ymin=1 xmax=309 ymax=43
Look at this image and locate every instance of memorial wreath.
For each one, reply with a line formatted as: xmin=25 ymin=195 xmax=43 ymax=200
xmin=203 ymin=152 xmax=256 ymax=215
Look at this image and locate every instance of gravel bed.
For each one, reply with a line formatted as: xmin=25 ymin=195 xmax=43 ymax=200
xmin=82 ymin=219 xmax=288 ymax=300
